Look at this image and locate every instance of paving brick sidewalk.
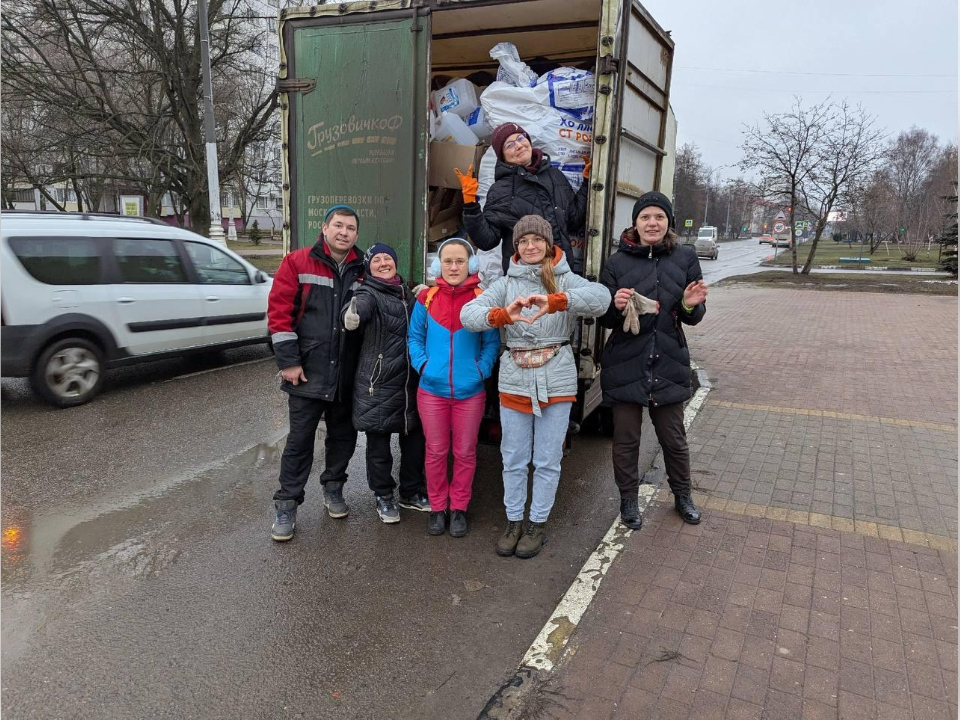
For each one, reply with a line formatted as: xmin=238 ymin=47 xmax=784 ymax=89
xmin=524 ymin=287 xmax=958 ymax=719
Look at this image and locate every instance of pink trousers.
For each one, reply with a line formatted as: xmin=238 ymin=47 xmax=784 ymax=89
xmin=417 ymin=388 xmax=485 ymax=512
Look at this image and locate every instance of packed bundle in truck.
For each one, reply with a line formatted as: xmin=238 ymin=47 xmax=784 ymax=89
xmin=277 ymin=0 xmax=678 ymax=429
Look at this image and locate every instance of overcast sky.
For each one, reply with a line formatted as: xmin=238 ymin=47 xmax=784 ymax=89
xmin=641 ymin=0 xmax=959 ymax=181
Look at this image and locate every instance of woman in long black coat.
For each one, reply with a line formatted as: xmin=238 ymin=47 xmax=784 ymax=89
xmin=343 ymin=243 xmax=430 ymax=524
xmin=456 ymin=121 xmax=589 ymax=275
xmin=598 ymin=192 xmax=709 ymax=530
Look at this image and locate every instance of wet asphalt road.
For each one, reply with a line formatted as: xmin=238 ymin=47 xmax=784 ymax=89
xmin=1 ymin=348 xmax=661 ymax=719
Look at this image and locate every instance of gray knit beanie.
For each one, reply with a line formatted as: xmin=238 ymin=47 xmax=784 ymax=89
xmin=512 ymin=215 xmax=554 ymax=250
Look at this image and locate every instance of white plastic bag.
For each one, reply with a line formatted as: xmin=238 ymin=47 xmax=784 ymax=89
xmin=539 ymin=67 xmax=595 ymax=121
xmin=489 ymin=42 xmax=537 ymax=88
xmin=475 ymin=146 xmax=498 ymax=208
xmin=480 ymin=81 xmax=593 ymax=169
xmin=475 ymin=146 xmax=504 ymax=288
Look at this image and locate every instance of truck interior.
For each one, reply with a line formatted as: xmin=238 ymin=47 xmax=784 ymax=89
xmin=424 ymin=0 xmax=604 ymax=271
xmin=429 ymin=0 xmax=602 ymax=80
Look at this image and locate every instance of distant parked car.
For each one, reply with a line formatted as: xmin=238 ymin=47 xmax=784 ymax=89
xmin=758 ymin=234 xmax=774 ymax=245
xmin=693 ymin=235 xmax=719 ymax=261
xmin=1 ymin=211 xmax=273 ymax=407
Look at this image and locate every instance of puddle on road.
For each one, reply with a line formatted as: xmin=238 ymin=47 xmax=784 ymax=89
xmin=0 ymin=432 xmax=289 ymax=662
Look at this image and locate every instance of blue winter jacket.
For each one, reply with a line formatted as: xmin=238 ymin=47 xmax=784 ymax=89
xmin=408 ymin=275 xmax=500 ymax=400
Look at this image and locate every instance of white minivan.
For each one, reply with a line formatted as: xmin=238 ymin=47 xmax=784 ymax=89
xmin=1 ymin=212 xmax=273 ymax=407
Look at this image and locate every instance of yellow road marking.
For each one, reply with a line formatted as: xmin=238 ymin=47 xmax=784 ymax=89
xmin=653 ymin=488 xmax=958 ymax=553
xmin=710 ymin=400 xmax=957 ymax=433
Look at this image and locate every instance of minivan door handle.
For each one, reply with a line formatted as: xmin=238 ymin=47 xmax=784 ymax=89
xmin=206 ymin=296 xmax=220 ymax=302
xmin=117 ymin=297 xmax=135 ymax=304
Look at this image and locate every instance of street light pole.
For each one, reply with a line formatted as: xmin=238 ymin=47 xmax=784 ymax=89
xmin=198 ymin=0 xmax=225 ymax=245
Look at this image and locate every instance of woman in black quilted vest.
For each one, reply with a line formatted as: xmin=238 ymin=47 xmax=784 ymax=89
xmin=598 ymin=192 xmax=709 ymax=531
xmin=343 ymin=243 xmax=430 ymax=525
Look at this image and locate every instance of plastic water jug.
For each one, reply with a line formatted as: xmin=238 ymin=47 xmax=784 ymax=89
xmin=434 ymin=112 xmax=480 ymax=146
xmin=464 ymin=106 xmax=492 ymax=142
xmin=431 ymin=78 xmax=480 ymax=119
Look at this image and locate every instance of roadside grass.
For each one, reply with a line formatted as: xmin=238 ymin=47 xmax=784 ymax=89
xmin=715 ymin=271 xmax=957 ymax=296
xmin=245 ymin=255 xmax=284 ymax=275
xmin=227 ymin=238 xmax=282 ymax=252
xmin=764 ymin=241 xmax=941 ymax=269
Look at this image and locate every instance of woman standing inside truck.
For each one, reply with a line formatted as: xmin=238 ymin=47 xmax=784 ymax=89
xmin=408 ymin=238 xmax=500 ymax=539
xmin=598 ymin=192 xmax=708 ymax=531
xmin=461 ymin=216 xmax=610 ymax=559
xmin=455 ymin=122 xmax=589 ymax=275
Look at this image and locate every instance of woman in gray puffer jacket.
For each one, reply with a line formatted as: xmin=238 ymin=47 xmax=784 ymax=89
xmin=461 ymin=215 xmax=610 ymax=559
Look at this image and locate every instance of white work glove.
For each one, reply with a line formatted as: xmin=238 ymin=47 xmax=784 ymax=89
xmin=344 ymin=296 xmax=360 ymax=331
xmin=622 ymin=293 xmax=659 ymax=335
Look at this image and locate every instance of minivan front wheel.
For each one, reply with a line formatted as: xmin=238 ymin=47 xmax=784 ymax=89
xmin=30 ymin=338 xmax=105 ymax=408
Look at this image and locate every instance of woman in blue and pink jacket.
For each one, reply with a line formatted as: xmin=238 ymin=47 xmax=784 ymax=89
xmin=408 ymin=238 xmax=500 ymax=539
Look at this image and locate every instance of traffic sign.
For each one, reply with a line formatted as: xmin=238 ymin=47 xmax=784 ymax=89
xmin=684 ymin=219 xmax=693 ymax=228
xmin=775 ymin=210 xmax=787 ymax=220
xmin=774 ymin=222 xmax=786 ymax=233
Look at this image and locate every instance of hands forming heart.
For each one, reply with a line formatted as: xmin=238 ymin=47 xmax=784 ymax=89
xmin=505 ymin=295 xmax=551 ymax=325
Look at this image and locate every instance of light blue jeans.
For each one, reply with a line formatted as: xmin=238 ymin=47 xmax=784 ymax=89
xmin=500 ymin=402 xmax=572 ymax=523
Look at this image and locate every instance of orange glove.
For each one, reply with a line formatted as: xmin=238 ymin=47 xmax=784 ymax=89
xmin=455 ymin=164 xmax=478 ymax=204
xmin=582 ymin=156 xmax=592 ymax=180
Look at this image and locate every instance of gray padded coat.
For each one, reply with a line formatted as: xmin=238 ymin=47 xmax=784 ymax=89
xmin=460 ymin=250 xmax=610 ymax=416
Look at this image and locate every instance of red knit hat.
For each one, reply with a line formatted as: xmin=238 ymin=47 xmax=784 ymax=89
xmin=491 ymin=122 xmax=527 ymax=161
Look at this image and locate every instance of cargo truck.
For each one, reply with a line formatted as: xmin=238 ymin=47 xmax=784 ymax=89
xmin=278 ymin=0 xmax=676 ymax=430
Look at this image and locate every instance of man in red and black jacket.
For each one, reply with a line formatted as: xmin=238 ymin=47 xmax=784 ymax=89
xmin=268 ymin=205 xmax=365 ymax=542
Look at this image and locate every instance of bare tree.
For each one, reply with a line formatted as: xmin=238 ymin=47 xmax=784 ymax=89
xmin=796 ymin=103 xmax=885 ymax=273
xmin=672 ymin=143 xmax=707 ymax=237
xmin=1 ymin=0 xmax=279 ymax=230
xmin=885 ymin=128 xmax=943 ymax=260
xmin=740 ymin=98 xmax=831 ymax=273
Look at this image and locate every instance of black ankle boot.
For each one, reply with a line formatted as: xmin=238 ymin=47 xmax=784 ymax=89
xmin=674 ymin=492 xmax=701 ymax=524
xmin=619 ymin=497 xmax=643 ymax=530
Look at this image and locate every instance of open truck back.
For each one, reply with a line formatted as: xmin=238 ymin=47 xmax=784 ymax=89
xmin=278 ymin=0 xmax=676 ymax=427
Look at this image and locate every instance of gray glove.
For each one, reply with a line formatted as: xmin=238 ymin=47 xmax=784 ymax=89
xmin=622 ymin=293 xmax=659 ymax=335
xmin=344 ymin=296 xmax=360 ymax=331
xmin=412 ymin=283 xmax=429 ymax=297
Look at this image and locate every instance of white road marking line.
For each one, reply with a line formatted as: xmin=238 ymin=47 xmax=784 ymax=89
xmin=161 ymin=356 xmax=274 ymax=383
xmin=519 ymin=372 xmax=713 ymax=673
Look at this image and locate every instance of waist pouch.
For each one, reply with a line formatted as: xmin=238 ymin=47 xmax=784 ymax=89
xmin=509 ymin=341 xmax=570 ymax=369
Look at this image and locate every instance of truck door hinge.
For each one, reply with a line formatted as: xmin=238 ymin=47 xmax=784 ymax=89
xmin=597 ymin=55 xmax=619 ymax=75
xmin=276 ymin=77 xmax=316 ymax=95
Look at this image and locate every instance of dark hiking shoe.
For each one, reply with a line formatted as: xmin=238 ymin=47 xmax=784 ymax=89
xmin=376 ymin=494 xmax=400 ymax=524
xmin=620 ymin=497 xmax=643 ymax=530
xmin=448 ymin=510 xmax=468 ymax=538
xmin=674 ymin=492 xmax=702 ymax=525
xmin=496 ymin=520 xmax=524 ymax=557
xmin=322 ymin=481 xmax=349 ymax=519
xmin=271 ymin=500 xmax=298 ymax=542
xmin=398 ymin=492 xmax=431 ymax=513
xmin=427 ymin=511 xmax=447 ymax=536
xmin=515 ymin=522 xmax=547 ymax=559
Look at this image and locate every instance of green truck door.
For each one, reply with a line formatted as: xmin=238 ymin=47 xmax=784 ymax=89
xmin=283 ymin=11 xmax=429 ymax=280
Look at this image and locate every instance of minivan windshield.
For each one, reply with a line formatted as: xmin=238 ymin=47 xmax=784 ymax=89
xmin=697 ymin=229 xmax=715 ymax=240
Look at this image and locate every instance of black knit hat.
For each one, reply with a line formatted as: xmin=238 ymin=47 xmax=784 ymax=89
xmin=632 ymin=192 xmax=674 ymax=229
xmin=364 ymin=243 xmax=398 ymax=273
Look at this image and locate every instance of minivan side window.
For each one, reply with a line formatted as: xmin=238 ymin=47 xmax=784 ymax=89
xmin=9 ymin=236 xmax=102 ymax=285
xmin=184 ymin=242 xmax=251 ymax=285
xmin=113 ymin=238 xmax=187 ymax=283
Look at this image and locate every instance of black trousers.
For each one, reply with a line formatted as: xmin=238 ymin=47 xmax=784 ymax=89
xmin=612 ymin=401 xmax=691 ymax=498
xmin=274 ymin=393 xmax=358 ymax=504
xmin=365 ymin=424 xmax=427 ymax=498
